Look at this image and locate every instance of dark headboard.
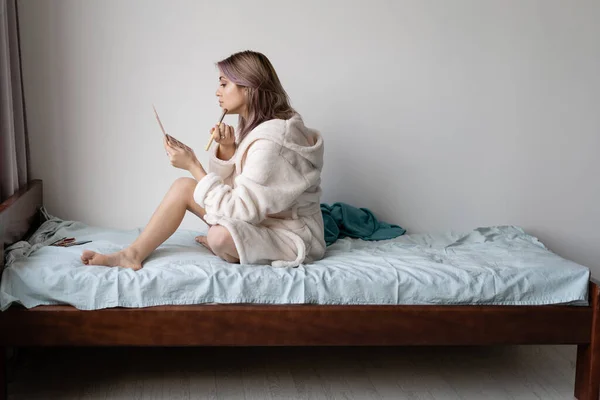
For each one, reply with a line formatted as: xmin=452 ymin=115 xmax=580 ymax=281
xmin=0 ymin=180 xmax=43 ymax=269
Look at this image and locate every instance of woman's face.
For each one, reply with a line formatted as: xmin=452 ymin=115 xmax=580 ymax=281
xmin=215 ymin=71 xmax=247 ymax=117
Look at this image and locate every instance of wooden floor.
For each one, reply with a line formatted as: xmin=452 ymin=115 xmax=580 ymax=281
xmin=7 ymin=345 xmax=579 ymax=399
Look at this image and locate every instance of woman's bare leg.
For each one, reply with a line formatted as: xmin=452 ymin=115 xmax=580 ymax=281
xmin=207 ymin=225 xmax=240 ymax=263
xmin=81 ymin=177 xmax=212 ymax=270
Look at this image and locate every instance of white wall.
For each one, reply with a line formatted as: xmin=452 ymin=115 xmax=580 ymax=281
xmin=17 ymin=0 xmax=600 ymax=272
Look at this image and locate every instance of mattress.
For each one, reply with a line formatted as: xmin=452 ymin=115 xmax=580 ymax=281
xmin=0 ymin=218 xmax=590 ymax=310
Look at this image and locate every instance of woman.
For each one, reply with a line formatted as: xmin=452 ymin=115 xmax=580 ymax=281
xmin=81 ymin=50 xmax=326 ymax=270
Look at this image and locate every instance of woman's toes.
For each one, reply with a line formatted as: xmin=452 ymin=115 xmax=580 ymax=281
xmin=195 ymin=235 xmax=215 ymax=254
xmin=81 ymin=250 xmax=96 ymax=265
xmin=81 ymin=250 xmax=110 ymax=266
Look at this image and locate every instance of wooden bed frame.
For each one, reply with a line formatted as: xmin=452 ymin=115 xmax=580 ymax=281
xmin=0 ymin=179 xmax=598 ymax=399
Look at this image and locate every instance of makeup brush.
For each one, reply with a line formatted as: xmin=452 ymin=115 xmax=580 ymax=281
xmin=205 ymin=109 xmax=228 ymax=151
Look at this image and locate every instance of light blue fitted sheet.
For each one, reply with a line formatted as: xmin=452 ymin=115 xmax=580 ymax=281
xmin=0 ymin=219 xmax=590 ymax=311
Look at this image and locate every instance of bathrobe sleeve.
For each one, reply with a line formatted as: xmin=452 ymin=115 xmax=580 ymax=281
xmin=194 ymin=139 xmax=311 ymax=225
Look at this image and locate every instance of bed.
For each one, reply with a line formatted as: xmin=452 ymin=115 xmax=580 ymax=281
xmin=0 ymin=179 xmax=598 ymax=400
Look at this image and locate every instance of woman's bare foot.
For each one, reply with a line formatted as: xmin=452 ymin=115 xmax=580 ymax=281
xmin=195 ymin=235 xmax=215 ymax=255
xmin=81 ymin=249 xmax=143 ymax=271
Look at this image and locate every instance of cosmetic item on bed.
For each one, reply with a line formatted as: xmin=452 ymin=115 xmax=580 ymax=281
xmin=50 ymin=237 xmax=76 ymax=247
xmin=63 ymin=240 xmax=92 ymax=247
xmin=48 ymin=236 xmax=67 ymax=246
xmin=205 ymin=108 xmax=228 ymax=151
xmin=48 ymin=237 xmax=92 ymax=247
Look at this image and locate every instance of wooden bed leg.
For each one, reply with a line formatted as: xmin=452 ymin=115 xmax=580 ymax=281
xmin=576 ymin=282 xmax=600 ymax=400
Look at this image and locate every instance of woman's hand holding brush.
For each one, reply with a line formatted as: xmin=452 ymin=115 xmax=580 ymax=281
xmin=209 ymin=122 xmax=236 ymax=161
xmin=210 ymin=122 xmax=235 ymax=147
xmin=205 ymin=109 xmax=229 ymax=151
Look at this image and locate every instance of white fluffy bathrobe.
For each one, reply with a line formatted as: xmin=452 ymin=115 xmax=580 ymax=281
xmin=193 ymin=113 xmax=326 ymax=268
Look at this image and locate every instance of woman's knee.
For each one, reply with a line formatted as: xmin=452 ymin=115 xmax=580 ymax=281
xmin=169 ymin=177 xmax=197 ymax=203
xmin=171 ymin=177 xmax=197 ymax=193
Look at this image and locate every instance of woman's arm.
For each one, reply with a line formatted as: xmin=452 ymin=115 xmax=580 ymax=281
xmin=189 ymin=160 xmax=207 ymax=182
xmin=188 ymin=144 xmax=237 ymax=181
xmin=217 ymin=143 xmax=236 ymax=161
xmin=194 ymin=139 xmax=314 ymax=225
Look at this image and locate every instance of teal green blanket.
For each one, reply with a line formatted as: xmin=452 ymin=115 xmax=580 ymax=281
xmin=321 ymin=202 xmax=406 ymax=246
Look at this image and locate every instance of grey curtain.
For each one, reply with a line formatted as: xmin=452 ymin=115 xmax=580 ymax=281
xmin=0 ymin=0 xmax=28 ymax=203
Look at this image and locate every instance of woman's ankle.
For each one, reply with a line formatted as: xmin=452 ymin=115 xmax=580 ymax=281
xmin=123 ymin=247 xmax=144 ymax=264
